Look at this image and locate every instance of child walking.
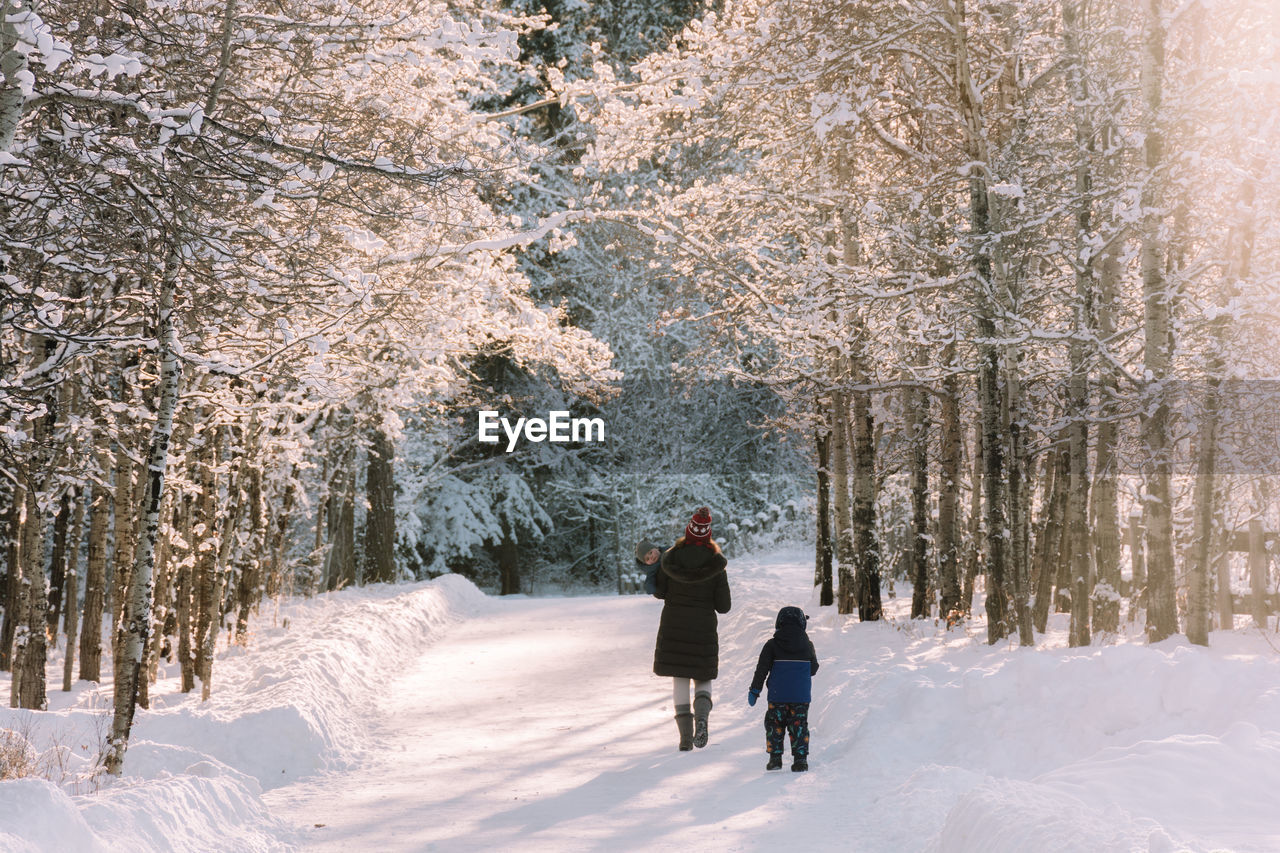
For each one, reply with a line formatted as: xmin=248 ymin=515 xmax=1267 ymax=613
xmin=747 ymin=606 xmax=819 ymax=771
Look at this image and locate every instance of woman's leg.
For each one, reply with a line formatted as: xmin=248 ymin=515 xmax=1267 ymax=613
xmin=692 ymin=679 xmax=713 ymax=748
xmin=672 ymin=678 xmax=693 ymax=751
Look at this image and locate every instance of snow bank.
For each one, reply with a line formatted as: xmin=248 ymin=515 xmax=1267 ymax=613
xmin=0 ymin=779 xmax=106 ymax=853
xmin=0 ymin=573 xmax=487 ymax=852
xmin=937 ymin=723 xmax=1280 ymax=852
xmin=135 ymin=573 xmax=488 ymax=788
xmin=713 ymin=550 xmax=1280 ymax=853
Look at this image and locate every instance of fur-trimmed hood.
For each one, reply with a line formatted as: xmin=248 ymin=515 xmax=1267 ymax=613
xmin=660 ymin=542 xmax=727 ymax=584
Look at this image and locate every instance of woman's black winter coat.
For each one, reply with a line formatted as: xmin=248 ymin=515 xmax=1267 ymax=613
xmin=652 ymin=543 xmax=731 ymax=680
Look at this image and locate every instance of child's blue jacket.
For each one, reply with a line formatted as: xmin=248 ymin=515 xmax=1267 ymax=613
xmin=750 ymin=607 xmax=819 ymax=703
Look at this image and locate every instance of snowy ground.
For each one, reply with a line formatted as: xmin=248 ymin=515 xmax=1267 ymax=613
xmin=5 ymin=549 xmax=1280 ymax=851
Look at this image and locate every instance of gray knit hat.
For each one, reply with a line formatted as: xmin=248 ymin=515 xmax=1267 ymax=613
xmin=636 ymin=539 xmax=660 ymax=561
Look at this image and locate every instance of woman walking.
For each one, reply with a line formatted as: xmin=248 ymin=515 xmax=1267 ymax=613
xmin=653 ymin=506 xmax=731 ymax=750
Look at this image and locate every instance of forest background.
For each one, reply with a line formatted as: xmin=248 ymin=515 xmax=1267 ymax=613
xmin=2 ymin=0 xmax=1278 ymax=777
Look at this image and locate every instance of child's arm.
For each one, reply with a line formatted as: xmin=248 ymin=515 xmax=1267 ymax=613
xmin=750 ymin=640 xmax=775 ymax=694
xmin=808 ymin=639 xmax=819 ymax=675
xmin=653 ymin=563 xmax=668 ymax=599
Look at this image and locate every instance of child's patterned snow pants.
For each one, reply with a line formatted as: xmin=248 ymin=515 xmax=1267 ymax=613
xmin=764 ymin=701 xmax=809 ymax=757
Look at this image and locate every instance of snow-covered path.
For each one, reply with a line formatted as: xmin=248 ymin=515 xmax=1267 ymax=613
xmin=257 ymin=550 xmax=1280 ymax=853
xmin=262 ymin=573 xmax=834 ymax=852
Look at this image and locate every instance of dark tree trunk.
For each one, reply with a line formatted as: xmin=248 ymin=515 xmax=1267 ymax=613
xmin=13 ymin=483 xmax=49 ymax=709
xmin=499 ymin=527 xmax=520 ymax=596
xmin=978 ymin=342 xmax=1009 ymax=643
xmin=235 ymin=464 xmax=265 ymax=642
xmin=62 ymin=489 xmax=85 ymax=692
xmin=910 ymin=390 xmax=931 ymax=619
xmin=1006 ymin=369 xmax=1034 ymax=646
xmin=1033 ymin=445 xmax=1068 ymax=633
xmin=190 ymin=436 xmax=219 ymax=696
xmin=938 ymin=355 xmax=963 ymax=624
xmin=963 ymin=418 xmax=983 ymax=616
xmin=815 ymin=430 xmax=834 ymax=607
xmin=0 ymin=488 xmax=18 ymax=672
xmin=47 ymin=492 xmax=72 ymax=642
xmin=79 ymin=483 xmax=110 ymax=682
xmin=362 ymin=427 xmax=397 ymax=585
xmin=264 ymin=482 xmax=296 ymax=599
xmin=324 ymin=439 xmax=357 ymax=592
xmin=177 ymin=494 xmax=196 ymax=694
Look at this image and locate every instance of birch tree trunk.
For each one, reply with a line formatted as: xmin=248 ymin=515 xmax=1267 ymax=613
xmin=1092 ymin=247 xmax=1123 ymax=633
xmin=1138 ymin=0 xmax=1179 ymax=643
xmin=105 ymin=255 xmax=182 ymax=775
xmin=1187 ymin=378 xmax=1218 ymax=646
xmin=950 ymin=0 xmax=1009 ymax=643
xmin=61 ymin=490 xmax=85 ymax=692
xmin=0 ymin=0 xmax=30 ymax=152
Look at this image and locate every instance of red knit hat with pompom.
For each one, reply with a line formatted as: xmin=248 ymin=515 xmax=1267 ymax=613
xmin=685 ymin=506 xmax=712 ymax=546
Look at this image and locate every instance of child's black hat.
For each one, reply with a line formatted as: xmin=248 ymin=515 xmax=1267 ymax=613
xmin=775 ymin=606 xmax=807 ymax=629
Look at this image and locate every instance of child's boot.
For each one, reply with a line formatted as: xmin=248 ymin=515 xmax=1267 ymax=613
xmin=693 ymin=691 xmax=713 ymax=748
xmin=766 ymin=753 xmax=783 ymax=771
xmin=674 ymin=705 xmax=694 ymax=751
xmin=791 ymin=755 xmax=808 ymax=772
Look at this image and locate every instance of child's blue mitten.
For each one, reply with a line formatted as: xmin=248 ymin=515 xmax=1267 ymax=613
xmin=747 ymin=688 xmax=759 ymax=707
